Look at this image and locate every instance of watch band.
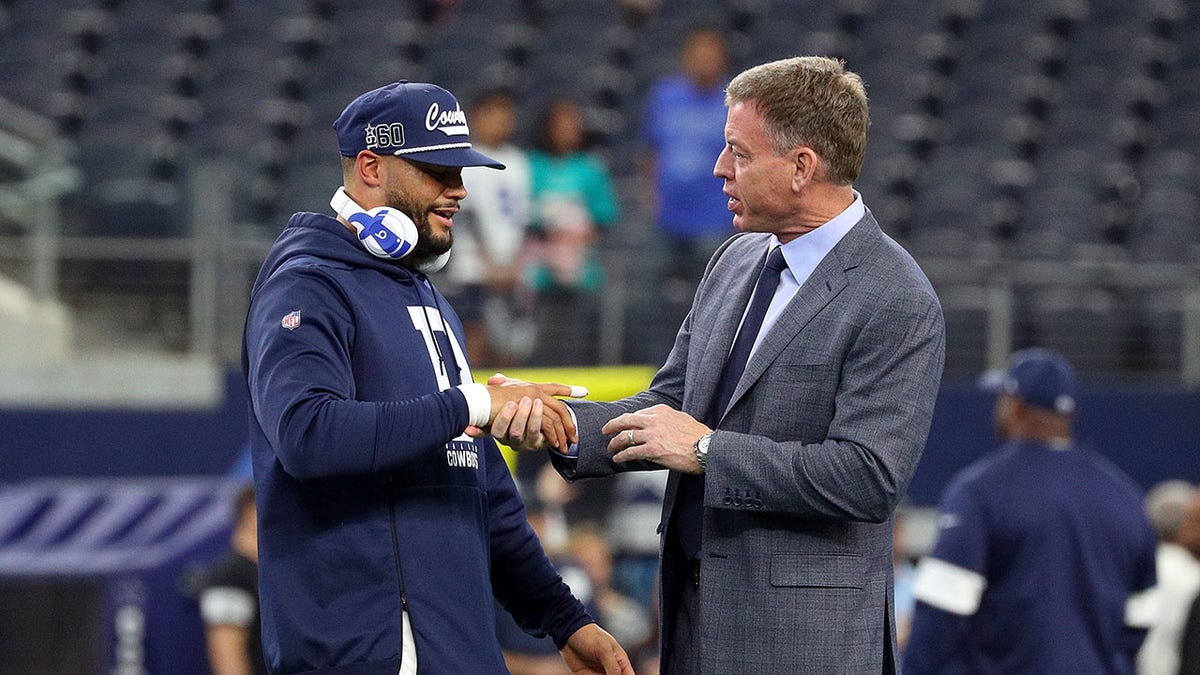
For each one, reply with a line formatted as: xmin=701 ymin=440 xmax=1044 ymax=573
xmin=694 ymin=432 xmax=713 ymax=472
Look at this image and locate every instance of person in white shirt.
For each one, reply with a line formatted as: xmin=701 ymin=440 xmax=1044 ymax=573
xmin=1139 ymin=480 xmax=1200 ymax=675
xmin=442 ymin=88 xmax=534 ymax=365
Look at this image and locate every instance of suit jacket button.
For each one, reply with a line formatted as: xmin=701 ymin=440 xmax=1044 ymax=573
xmin=753 ymin=499 xmax=763 ymax=509
xmin=723 ymin=496 xmax=733 ymax=505
xmin=733 ymin=496 xmax=743 ymax=507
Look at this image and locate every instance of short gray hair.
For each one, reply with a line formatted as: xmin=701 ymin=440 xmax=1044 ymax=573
xmin=725 ymin=56 xmax=869 ymax=185
xmin=1145 ymin=479 xmax=1197 ymax=541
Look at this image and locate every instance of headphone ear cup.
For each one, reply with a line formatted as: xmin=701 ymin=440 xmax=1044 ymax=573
xmin=354 ymin=207 xmax=419 ymax=260
xmin=415 ymin=250 xmax=451 ymax=274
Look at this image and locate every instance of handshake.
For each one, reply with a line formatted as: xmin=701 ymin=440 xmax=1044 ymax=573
xmin=469 ymin=374 xmax=713 ymax=475
xmin=467 ymin=373 xmax=586 ymax=454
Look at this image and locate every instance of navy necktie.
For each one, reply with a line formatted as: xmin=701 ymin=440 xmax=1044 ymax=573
xmin=674 ymin=245 xmax=788 ymax=560
xmin=707 ymin=245 xmax=788 ymax=425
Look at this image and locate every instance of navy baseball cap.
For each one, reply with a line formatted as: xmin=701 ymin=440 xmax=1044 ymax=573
xmin=998 ymin=348 xmax=1078 ymax=415
xmin=333 ymin=81 xmax=505 ymax=169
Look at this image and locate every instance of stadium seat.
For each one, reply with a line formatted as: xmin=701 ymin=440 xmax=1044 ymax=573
xmin=937 ymin=286 xmax=992 ymax=378
xmin=1027 ymin=286 xmax=1126 ymax=376
xmin=1137 ymin=288 xmax=1188 ymax=375
xmin=1 ymin=0 xmax=1199 ymax=375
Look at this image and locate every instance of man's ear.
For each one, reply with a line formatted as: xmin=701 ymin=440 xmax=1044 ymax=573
xmin=791 ymin=146 xmax=820 ymax=193
xmin=356 ymin=150 xmax=384 ymax=188
xmin=1006 ymin=395 xmax=1031 ymax=421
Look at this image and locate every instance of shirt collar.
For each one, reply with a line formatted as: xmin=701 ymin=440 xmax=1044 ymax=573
xmin=773 ymin=190 xmax=864 ymax=277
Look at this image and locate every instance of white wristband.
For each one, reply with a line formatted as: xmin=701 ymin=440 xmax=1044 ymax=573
xmin=457 ymin=383 xmax=491 ymax=427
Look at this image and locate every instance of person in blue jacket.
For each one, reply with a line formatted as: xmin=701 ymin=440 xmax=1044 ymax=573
xmin=902 ymin=348 xmax=1157 ymax=674
xmin=242 ymin=81 xmax=633 ymax=675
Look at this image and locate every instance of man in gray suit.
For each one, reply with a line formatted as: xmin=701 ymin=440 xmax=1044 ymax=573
xmin=488 ymin=56 xmax=945 ymax=674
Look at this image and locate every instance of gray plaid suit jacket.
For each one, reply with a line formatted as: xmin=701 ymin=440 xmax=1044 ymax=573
xmin=554 ymin=211 xmax=945 ymax=674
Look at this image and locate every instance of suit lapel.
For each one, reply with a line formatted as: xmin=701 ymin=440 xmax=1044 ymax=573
xmin=718 ymin=214 xmax=882 ymax=422
xmin=693 ymin=242 xmax=767 ymax=416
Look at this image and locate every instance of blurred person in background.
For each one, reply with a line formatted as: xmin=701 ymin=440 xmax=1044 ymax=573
xmin=1175 ymin=491 xmax=1200 ymax=675
xmin=567 ymin=523 xmax=653 ymax=654
xmin=904 ymin=348 xmax=1158 ymax=675
xmin=892 ymin=507 xmax=918 ymax=654
xmin=526 ymin=96 xmax=620 ymax=366
xmin=606 ymin=471 xmax=667 ymax=610
xmin=196 ymin=484 xmax=265 ymax=675
xmin=242 ymin=80 xmax=629 ymax=675
xmin=442 ymin=88 xmax=535 ymax=366
xmin=1138 ymin=480 xmax=1200 ymax=675
xmin=494 ymin=56 xmax=946 ymax=674
xmin=637 ymin=25 xmax=732 ymax=362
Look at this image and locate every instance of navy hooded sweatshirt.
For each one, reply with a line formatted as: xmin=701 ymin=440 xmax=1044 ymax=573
xmin=242 ymin=212 xmax=592 ymax=675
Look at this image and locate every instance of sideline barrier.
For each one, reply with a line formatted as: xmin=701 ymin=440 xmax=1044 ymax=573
xmin=0 ymin=479 xmax=239 ymax=674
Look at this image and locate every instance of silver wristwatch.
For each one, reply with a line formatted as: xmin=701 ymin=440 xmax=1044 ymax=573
xmin=694 ymin=432 xmax=713 ymax=472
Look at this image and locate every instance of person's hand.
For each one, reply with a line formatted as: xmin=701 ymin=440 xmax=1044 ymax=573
xmin=559 ymin=623 xmax=635 ymax=675
xmin=467 ymin=374 xmax=581 ymax=453
xmin=603 ymin=404 xmax=711 ymax=474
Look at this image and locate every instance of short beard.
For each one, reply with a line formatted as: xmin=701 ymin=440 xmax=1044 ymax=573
xmin=384 ymin=187 xmax=452 ymax=263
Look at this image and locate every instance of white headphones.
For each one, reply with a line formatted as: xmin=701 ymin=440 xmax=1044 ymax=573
xmin=330 ymin=187 xmax=418 ymax=260
xmin=330 ymin=187 xmax=450 ymax=273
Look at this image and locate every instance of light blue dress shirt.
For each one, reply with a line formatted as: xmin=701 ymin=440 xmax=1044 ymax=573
xmin=744 ymin=192 xmax=865 ymax=357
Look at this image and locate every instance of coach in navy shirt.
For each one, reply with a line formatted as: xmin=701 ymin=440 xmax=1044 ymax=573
xmin=904 ymin=348 xmax=1158 ymax=674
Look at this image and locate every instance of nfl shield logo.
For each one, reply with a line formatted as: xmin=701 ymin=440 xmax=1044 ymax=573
xmin=281 ymin=310 xmax=301 ymax=330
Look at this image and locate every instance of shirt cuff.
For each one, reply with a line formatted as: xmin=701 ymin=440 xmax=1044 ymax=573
xmin=563 ymin=406 xmax=580 ymax=457
xmin=457 ymin=383 xmax=491 ymax=427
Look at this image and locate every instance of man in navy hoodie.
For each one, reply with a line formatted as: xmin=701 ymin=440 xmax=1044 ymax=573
xmin=242 ymin=81 xmax=633 ymax=675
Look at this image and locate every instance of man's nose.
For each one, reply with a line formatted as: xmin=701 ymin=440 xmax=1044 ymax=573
xmin=713 ymin=146 xmax=731 ymax=178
